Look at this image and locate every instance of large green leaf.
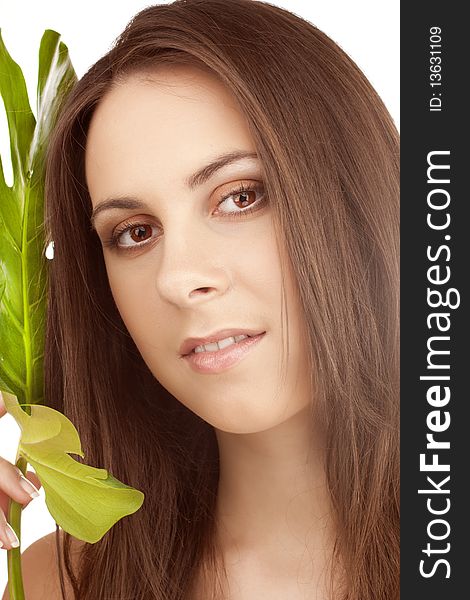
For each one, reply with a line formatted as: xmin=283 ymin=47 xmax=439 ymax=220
xmin=0 ymin=30 xmax=145 ymax=555
xmin=0 ymin=29 xmax=76 ymax=408
xmin=3 ymin=392 xmax=145 ymax=543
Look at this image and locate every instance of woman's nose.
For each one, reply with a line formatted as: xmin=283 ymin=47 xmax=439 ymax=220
xmin=155 ymin=224 xmax=232 ymax=307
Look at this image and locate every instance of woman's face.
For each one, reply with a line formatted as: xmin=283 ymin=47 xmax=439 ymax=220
xmin=86 ymin=64 xmax=312 ymax=433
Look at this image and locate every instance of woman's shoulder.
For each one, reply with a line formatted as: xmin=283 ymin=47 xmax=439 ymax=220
xmin=2 ymin=529 xmax=84 ymax=600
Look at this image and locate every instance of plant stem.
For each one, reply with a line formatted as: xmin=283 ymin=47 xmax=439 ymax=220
xmin=6 ymin=455 xmax=27 ymax=600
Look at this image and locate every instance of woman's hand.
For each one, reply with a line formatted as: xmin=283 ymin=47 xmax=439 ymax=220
xmin=0 ymin=391 xmax=42 ymax=550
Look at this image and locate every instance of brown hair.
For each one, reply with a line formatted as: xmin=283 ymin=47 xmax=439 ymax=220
xmin=44 ymin=1 xmax=399 ymax=598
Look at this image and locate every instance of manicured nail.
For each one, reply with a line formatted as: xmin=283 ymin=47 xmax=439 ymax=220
xmin=5 ymin=523 xmax=20 ymax=548
xmin=18 ymin=474 xmax=40 ymax=499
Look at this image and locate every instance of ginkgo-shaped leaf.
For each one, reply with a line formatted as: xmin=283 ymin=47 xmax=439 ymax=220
xmin=3 ymin=391 xmax=145 ymax=543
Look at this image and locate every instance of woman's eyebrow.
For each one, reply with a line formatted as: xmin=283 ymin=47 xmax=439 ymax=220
xmin=90 ymin=149 xmax=258 ymax=229
xmin=185 ymin=150 xmax=258 ymax=190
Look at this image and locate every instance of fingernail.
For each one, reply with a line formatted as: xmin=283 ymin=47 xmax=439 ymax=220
xmin=5 ymin=523 xmax=20 ymax=548
xmin=0 ymin=539 xmax=4 ymax=548
xmin=18 ymin=474 xmax=40 ymax=499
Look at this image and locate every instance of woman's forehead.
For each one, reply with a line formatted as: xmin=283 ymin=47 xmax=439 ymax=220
xmin=110 ymin=61 xmax=230 ymax=105
xmin=87 ymin=64 xmax=247 ymax=150
xmin=84 ymin=68 xmax=257 ymax=207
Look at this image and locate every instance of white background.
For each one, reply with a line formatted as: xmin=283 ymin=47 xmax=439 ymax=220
xmin=0 ymin=0 xmax=399 ymax=592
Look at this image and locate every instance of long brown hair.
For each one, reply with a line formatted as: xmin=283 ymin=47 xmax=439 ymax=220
xmin=44 ymin=1 xmax=399 ymax=598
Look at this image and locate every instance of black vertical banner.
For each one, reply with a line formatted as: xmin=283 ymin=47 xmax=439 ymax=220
xmin=401 ymin=2 xmax=468 ymax=598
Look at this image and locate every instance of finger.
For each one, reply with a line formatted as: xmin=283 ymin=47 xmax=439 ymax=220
xmin=23 ymin=471 xmax=42 ymax=493
xmin=0 ymin=391 xmax=6 ymax=418
xmin=0 ymin=458 xmax=41 ymax=513
xmin=0 ymin=472 xmax=43 ymax=517
xmin=0 ymin=514 xmax=20 ymax=550
xmin=0 ymin=467 xmax=43 ymax=549
xmin=0 ymin=460 xmax=41 ymax=550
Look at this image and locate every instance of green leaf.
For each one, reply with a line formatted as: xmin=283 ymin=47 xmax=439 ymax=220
xmin=0 ymin=29 xmax=77 ymax=408
xmin=0 ymin=30 xmax=145 ymax=552
xmin=3 ymin=391 xmax=145 ymax=543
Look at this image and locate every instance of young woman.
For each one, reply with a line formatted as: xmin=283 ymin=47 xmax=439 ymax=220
xmin=1 ymin=1 xmax=399 ymax=598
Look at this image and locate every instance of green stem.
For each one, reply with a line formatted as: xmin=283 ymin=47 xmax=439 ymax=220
xmin=6 ymin=455 xmax=27 ymax=600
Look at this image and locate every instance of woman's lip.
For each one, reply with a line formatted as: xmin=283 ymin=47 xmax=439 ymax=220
xmin=180 ymin=329 xmax=265 ymax=356
xmin=182 ymin=332 xmax=266 ymax=374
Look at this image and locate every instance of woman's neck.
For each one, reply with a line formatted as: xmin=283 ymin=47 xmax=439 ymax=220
xmin=214 ymin=406 xmax=336 ymax=589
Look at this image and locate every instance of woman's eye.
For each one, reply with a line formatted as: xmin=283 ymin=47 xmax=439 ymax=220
xmin=120 ymin=224 xmax=157 ymax=246
xmin=103 ymin=181 xmax=267 ymax=253
xmin=103 ymin=222 xmax=160 ymax=252
xmin=215 ymin=182 xmax=266 ymax=217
